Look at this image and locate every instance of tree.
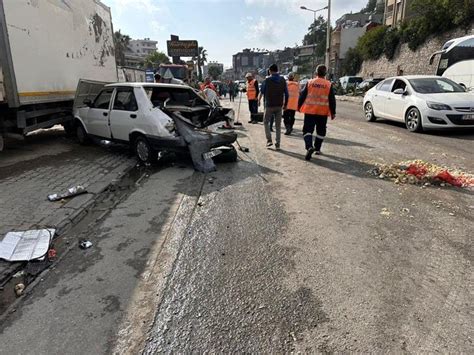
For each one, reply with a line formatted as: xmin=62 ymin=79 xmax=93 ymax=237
xmin=342 ymin=47 xmax=363 ymax=76
xmin=302 ymin=15 xmax=328 ymax=58
xmin=360 ymin=0 xmax=377 ymax=13
xmin=144 ymin=51 xmax=170 ymax=70
xmin=208 ymin=65 xmax=223 ymax=80
xmin=114 ymin=30 xmax=131 ymax=66
xmin=193 ymin=47 xmax=208 ymax=81
xmin=356 ymin=26 xmax=388 ymax=60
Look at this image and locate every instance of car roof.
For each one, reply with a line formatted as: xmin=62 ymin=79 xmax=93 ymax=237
xmin=383 ymin=75 xmax=446 ymax=81
xmin=105 ymin=82 xmax=188 ymax=89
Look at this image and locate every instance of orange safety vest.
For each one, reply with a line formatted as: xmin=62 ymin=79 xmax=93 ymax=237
xmin=300 ymin=77 xmax=331 ymax=116
xmin=246 ymin=79 xmax=257 ymax=100
xmin=286 ymin=81 xmax=299 ymax=111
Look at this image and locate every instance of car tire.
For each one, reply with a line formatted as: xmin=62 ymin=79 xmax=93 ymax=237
xmin=134 ymin=136 xmax=157 ymax=164
xmin=214 ymin=146 xmax=238 ymax=163
xmin=76 ymin=123 xmax=90 ymax=145
xmin=63 ymin=121 xmax=76 ymax=137
xmin=405 ymin=107 xmax=423 ymax=132
xmin=364 ymin=102 xmax=376 ymax=122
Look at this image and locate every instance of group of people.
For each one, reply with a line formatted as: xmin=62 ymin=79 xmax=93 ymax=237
xmin=244 ymin=64 xmax=336 ymax=161
xmin=199 ymin=77 xmax=239 ymax=101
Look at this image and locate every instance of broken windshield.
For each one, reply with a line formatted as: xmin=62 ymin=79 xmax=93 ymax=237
xmin=145 ymin=86 xmax=208 ymax=108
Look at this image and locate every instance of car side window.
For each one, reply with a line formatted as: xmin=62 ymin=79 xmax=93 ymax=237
xmin=391 ymin=79 xmax=407 ymax=92
xmin=379 ymin=79 xmax=394 ymax=92
xmin=113 ymin=88 xmax=138 ymax=111
xmin=93 ymin=89 xmax=114 ymax=109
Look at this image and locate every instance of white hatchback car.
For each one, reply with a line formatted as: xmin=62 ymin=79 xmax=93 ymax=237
xmin=363 ymin=75 xmax=474 ymax=132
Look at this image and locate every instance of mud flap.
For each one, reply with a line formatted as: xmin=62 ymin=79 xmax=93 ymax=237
xmin=172 ymin=113 xmax=237 ymax=173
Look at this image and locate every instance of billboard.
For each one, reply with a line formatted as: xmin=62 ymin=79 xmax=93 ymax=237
xmin=167 ymin=40 xmax=199 ymax=57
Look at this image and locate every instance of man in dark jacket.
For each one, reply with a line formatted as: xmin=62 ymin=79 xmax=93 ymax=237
xmin=258 ymin=64 xmax=288 ymax=150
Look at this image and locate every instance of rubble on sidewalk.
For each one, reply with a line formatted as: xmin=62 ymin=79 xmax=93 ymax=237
xmin=0 ymin=229 xmax=55 ymax=262
xmin=48 ymin=185 xmax=87 ymax=201
xmin=370 ymin=160 xmax=474 ymax=188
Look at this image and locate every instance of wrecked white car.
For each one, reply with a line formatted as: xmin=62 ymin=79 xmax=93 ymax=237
xmin=73 ymin=82 xmax=237 ymax=172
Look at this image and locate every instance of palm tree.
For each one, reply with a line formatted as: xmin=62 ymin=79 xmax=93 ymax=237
xmin=194 ymin=46 xmax=208 ymax=81
xmin=114 ymin=30 xmax=131 ymax=66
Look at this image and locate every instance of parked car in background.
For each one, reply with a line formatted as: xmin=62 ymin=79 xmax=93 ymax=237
xmin=339 ymin=76 xmax=363 ymax=92
xmin=73 ymin=82 xmax=237 ymax=171
xmin=357 ymin=78 xmax=384 ymax=91
xmin=363 ymin=75 xmax=474 ymax=132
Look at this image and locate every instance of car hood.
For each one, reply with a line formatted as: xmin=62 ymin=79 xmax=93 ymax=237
xmin=418 ymin=92 xmax=474 ymax=106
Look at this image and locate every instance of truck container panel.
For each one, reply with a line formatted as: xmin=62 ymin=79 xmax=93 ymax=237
xmin=1 ymin=0 xmax=117 ymax=107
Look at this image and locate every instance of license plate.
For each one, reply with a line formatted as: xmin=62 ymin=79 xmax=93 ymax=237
xmin=462 ymin=114 xmax=474 ymax=120
xmin=203 ymin=149 xmax=222 ymax=160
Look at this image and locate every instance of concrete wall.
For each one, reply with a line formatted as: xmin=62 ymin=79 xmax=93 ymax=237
xmin=358 ymin=25 xmax=473 ymax=78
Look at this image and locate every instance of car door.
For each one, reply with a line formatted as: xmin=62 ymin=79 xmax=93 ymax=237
xmin=386 ymin=79 xmax=409 ymax=121
xmin=372 ymin=79 xmax=394 ymax=118
xmin=109 ymin=87 xmax=139 ymax=142
xmin=86 ymin=88 xmax=114 ymax=138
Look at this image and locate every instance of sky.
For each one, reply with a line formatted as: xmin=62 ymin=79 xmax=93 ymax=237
xmin=102 ymin=0 xmax=369 ymax=68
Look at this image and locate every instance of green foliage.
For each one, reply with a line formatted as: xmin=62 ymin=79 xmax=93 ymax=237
xmin=144 ymin=51 xmax=170 ymax=69
xmin=302 ymin=15 xmax=328 ymax=58
xmin=208 ymin=65 xmax=223 ymax=80
xmin=114 ymin=30 xmax=131 ymax=66
xmin=383 ymin=28 xmax=401 ymax=60
xmin=356 ymin=26 xmax=388 ymax=60
xmin=342 ymin=47 xmax=363 ymax=76
xmin=360 ymin=0 xmax=377 ymax=13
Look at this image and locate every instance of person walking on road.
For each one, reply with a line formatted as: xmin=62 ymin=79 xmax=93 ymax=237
xmin=228 ymin=80 xmax=235 ymax=102
xmin=284 ymin=72 xmax=299 ymax=135
xmin=245 ymin=73 xmax=259 ymax=123
xmin=299 ymin=65 xmax=336 ymax=161
xmin=201 ymin=77 xmax=217 ymax=92
xmin=259 ymin=64 xmax=288 ymax=150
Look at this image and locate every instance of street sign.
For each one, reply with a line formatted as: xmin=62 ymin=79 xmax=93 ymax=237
xmin=167 ymin=40 xmax=198 ymax=57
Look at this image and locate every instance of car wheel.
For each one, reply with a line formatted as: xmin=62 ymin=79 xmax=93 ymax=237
xmin=76 ymin=123 xmax=90 ymax=145
xmin=214 ymin=146 xmax=238 ymax=163
xmin=134 ymin=136 xmax=157 ymax=164
xmin=405 ymin=107 xmax=423 ymax=132
xmin=364 ymin=102 xmax=376 ymax=122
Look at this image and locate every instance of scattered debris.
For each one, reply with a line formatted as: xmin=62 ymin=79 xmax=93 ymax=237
xmin=380 ymin=208 xmax=391 ymax=217
xmin=47 ymin=247 xmax=57 ymax=261
xmin=48 ymin=185 xmax=87 ymax=201
xmin=79 ymin=240 xmax=93 ymax=249
xmin=14 ymin=283 xmax=25 ymax=297
xmin=12 ymin=270 xmax=25 ymax=278
xmin=371 ymin=160 xmax=474 ymax=188
xmin=0 ymin=229 xmax=55 ymax=262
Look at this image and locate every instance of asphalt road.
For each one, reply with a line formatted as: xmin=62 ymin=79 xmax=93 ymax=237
xmin=0 ymin=100 xmax=472 ymax=353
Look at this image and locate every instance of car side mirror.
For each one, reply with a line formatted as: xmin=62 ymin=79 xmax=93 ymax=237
xmin=459 ymin=83 xmax=467 ymax=91
xmin=393 ymin=88 xmax=406 ymax=95
xmin=83 ymin=98 xmax=93 ymax=107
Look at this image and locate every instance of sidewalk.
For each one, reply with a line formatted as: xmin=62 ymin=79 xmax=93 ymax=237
xmin=0 ymin=130 xmax=135 ymax=285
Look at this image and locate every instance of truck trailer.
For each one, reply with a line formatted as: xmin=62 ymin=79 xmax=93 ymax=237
xmin=0 ymin=0 xmax=118 ymax=150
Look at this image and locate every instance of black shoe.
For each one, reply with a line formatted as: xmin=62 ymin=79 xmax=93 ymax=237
xmin=305 ymin=148 xmax=315 ymax=161
xmin=248 ymin=120 xmax=253 ymax=123
xmin=275 ymin=144 xmax=280 ymax=151
xmin=270 ymin=128 xmax=274 ymax=132
xmin=315 ymin=150 xmax=322 ymax=155
xmin=266 ymin=141 xmax=273 ymax=147
xmin=284 ymin=130 xmax=290 ymax=135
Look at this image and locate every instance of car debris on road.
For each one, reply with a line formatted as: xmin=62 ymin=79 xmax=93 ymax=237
xmin=48 ymin=186 xmax=87 ymax=202
xmin=371 ymin=160 xmax=474 ymax=188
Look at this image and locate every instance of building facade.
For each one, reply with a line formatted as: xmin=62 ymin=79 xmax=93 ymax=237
xmin=384 ymin=0 xmax=413 ymax=27
xmin=232 ymin=49 xmax=268 ymax=78
xmin=128 ymin=38 xmax=158 ymax=57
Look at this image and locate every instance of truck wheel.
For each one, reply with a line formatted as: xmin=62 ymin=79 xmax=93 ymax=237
xmin=134 ymin=136 xmax=157 ymax=164
xmin=76 ymin=124 xmax=90 ymax=145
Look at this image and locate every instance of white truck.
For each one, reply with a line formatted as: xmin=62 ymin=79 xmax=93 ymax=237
xmin=0 ymin=0 xmax=117 ymax=150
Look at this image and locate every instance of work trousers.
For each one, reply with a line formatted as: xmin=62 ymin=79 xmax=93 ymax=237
xmin=264 ymin=106 xmax=282 ymax=144
xmin=303 ymin=114 xmax=328 ymax=151
xmin=248 ymin=99 xmax=258 ymax=115
xmin=283 ymin=109 xmax=296 ymax=130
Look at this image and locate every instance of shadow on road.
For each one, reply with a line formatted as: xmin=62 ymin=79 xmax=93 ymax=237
xmin=372 ymin=120 xmax=474 ymax=140
xmin=283 ymin=133 xmax=374 ymax=149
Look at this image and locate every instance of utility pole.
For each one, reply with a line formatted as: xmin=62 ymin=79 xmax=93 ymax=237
xmin=300 ymin=4 xmax=329 ymax=76
xmin=325 ymin=0 xmax=331 ymax=73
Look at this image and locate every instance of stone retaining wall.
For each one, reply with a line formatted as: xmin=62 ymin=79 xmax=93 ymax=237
xmin=358 ymin=25 xmax=473 ymax=78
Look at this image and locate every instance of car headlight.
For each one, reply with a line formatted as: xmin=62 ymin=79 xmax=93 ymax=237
xmin=427 ymin=102 xmax=451 ymax=110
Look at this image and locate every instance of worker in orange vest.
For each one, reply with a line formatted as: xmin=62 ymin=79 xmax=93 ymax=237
xmin=245 ymin=73 xmax=259 ymax=123
xmin=298 ymin=65 xmax=336 ymax=161
xmin=283 ymin=72 xmax=299 ymax=135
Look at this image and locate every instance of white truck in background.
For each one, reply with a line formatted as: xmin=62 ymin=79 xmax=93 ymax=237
xmin=0 ymin=0 xmax=118 ymax=150
xmin=118 ymin=67 xmax=146 ymax=83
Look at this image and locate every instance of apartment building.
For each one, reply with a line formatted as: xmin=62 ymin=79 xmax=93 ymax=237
xmin=384 ymin=0 xmax=413 ymax=27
